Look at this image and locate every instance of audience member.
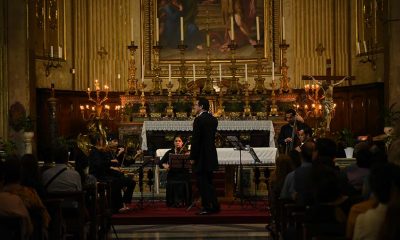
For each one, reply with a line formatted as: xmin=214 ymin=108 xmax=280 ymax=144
xmin=2 ymin=155 xmax=50 ymax=236
xmin=21 ymin=154 xmax=46 ymax=198
xmin=0 ymin=159 xmax=33 ymax=238
xmin=353 ymin=163 xmax=393 ymax=240
xmin=42 ymin=145 xmax=82 ymax=193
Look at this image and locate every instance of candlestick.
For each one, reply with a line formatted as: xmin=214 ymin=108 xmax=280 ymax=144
xmin=272 ymin=61 xmax=275 ymax=80
xmin=356 ymin=42 xmax=361 ymax=55
xmin=131 ymin=18 xmax=134 ymax=42
xmin=363 ymin=40 xmax=367 ymax=52
xmin=219 ymin=64 xmax=222 ymax=82
xmin=245 ymin=64 xmax=248 ymax=82
xmin=193 ymin=64 xmax=196 ymax=82
xmin=58 ymin=46 xmax=62 ymax=58
xmin=256 ymin=16 xmax=260 ymax=41
xmin=206 ymin=33 xmax=210 ymax=47
xmin=141 ymin=64 xmax=145 ymax=83
xmin=168 ymin=64 xmax=172 ymax=83
xmin=50 ymin=45 xmax=53 ymax=58
xmin=180 ymin=17 xmax=184 ymax=41
xmin=282 ymin=17 xmax=286 ymax=40
xmin=156 ymin=17 xmax=160 ymax=43
xmin=230 ymin=16 xmax=235 ymax=41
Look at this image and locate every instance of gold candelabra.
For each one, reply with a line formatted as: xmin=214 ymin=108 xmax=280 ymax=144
xmin=139 ymin=81 xmax=147 ymax=117
xmin=202 ymin=42 xmax=215 ymax=94
xmin=177 ymin=41 xmax=188 ymax=94
xmin=278 ymin=40 xmax=292 ymax=94
xmin=165 ymin=82 xmax=174 ymax=117
xmin=228 ymin=40 xmax=240 ymax=94
xmin=243 ymin=81 xmax=251 ymax=117
xmin=152 ymin=42 xmax=163 ymax=95
xmin=80 ymin=80 xmax=120 ymax=120
xmin=127 ymin=41 xmax=139 ymax=95
xmin=253 ymin=41 xmax=266 ymax=94
xmin=216 ymin=80 xmax=225 ymax=117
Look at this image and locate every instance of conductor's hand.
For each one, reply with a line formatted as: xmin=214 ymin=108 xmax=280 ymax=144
xmin=162 ymin=163 xmax=170 ymax=170
xmin=284 ymin=137 xmax=293 ymax=143
xmin=117 ymin=147 xmax=125 ymax=156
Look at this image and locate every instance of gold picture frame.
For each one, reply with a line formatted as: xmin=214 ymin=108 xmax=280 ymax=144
xmin=141 ymin=0 xmax=281 ymax=73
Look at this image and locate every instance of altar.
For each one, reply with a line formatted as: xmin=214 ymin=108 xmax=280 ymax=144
xmin=141 ymin=120 xmax=275 ymax=151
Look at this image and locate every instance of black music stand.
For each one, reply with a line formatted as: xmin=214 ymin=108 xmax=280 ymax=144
xmin=226 ymin=136 xmax=253 ymax=208
xmin=167 ymin=154 xmax=192 ymax=208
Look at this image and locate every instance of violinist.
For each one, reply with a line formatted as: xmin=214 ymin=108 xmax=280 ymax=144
xmin=277 ymin=109 xmax=305 ymax=154
xmin=159 ymin=135 xmax=191 ymax=207
xmin=88 ymin=134 xmax=136 ymax=213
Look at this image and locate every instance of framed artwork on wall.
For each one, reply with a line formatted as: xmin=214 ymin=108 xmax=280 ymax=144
xmin=141 ymin=0 xmax=281 ymax=75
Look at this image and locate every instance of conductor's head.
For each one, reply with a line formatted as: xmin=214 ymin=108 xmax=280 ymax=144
xmin=194 ymin=97 xmax=210 ymax=114
xmin=285 ymin=109 xmax=296 ymax=124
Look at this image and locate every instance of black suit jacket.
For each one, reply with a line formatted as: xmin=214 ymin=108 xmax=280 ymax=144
xmin=190 ymin=112 xmax=218 ymax=173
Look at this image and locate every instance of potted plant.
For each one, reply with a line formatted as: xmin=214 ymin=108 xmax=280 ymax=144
xmin=123 ymin=103 xmax=141 ymax=121
xmin=338 ymin=128 xmax=355 ymax=158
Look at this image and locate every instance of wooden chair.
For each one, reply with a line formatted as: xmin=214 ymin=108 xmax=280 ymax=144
xmin=0 ymin=216 xmax=23 ymax=240
xmin=43 ymin=198 xmax=64 ymax=240
xmin=46 ymin=191 xmax=87 ymax=240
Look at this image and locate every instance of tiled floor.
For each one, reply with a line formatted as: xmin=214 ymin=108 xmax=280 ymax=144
xmin=109 ymin=224 xmax=272 ymax=239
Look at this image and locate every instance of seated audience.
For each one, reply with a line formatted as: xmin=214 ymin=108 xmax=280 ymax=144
xmin=42 ymin=145 xmax=82 ymax=193
xmin=20 ymin=154 xmax=46 ymax=198
xmin=0 ymin=159 xmax=33 ymax=238
xmin=344 ymin=145 xmax=371 ymax=193
xmin=353 ymin=163 xmax=393 ymax=240
xmin=2 ymin=155 xmax=50 ymax=236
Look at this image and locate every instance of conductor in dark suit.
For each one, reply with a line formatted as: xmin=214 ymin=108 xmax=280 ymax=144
xmin=190 ymin=97 xmax=220 ymax=215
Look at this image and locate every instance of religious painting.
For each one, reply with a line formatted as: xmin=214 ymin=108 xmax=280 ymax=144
xmin=142 ymin=0 xmax=280 ymax=68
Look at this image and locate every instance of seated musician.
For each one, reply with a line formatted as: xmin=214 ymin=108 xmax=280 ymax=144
xmin=159 ymin=135 xmax=191 ymax=207
xmin=88 ymin=134 xmax=136 ymax=213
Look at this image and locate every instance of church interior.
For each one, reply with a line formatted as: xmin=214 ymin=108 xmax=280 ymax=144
xmin=1 ymin=0 xmax=400 ymax=239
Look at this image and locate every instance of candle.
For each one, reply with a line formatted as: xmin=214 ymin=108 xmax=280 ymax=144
xmin=219 ymin=64 xmax=222 ymax=82
xmin=131 ymin=18 xmax=134 ymax=42
xmin=180 ymin=17 xmax=184 ymax=42
xmin=58 ymin=46 xmax=62 ymax=58
xmin=87 ymin=87 xmax=91 ymax=93
xmin=245 ymin=64 xmax=248 ymax=82
xmin=356 ymin=42 xmax=361 ymax=55
xmin=282 ymin=17 xmax=286 ymax=40
xmin=168 ymin=64 xmax=172 ymax=83
xmin=272 ymin=62 xmax=275 ymax=80
xmin=50 ymin=45 xmax=53 ymax=58
xmin=230 ymin=16 xmax=235 ymax=41
xmin=141 ymin=64 xmax=145 ymax=83
xmin=192 ymin=64 xmax=196 ymax=82
xmin=206 ymin=33 xmax=210 ymax=47
xmin=117 ymin=73 xmax=121 ymax=79
xmin=80 ymin=105 xmax=84 ymax=110
xmin=363 ymin=40 xmax=367 ymax=52
xmin=156 ymin=18 xmax=160 ymax=43
xmin=104 ymin=85 xmax=109 ymax=91
xmin=256 ymin=16 xmax=260 ymax=41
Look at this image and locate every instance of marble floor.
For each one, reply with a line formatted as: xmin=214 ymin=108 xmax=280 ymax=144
xmin=109 ymin=224 xmax=272 ymax=239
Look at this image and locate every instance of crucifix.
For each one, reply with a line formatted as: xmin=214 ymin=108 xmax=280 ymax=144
xmin=302 ymin=59 xmax=355 ymax=132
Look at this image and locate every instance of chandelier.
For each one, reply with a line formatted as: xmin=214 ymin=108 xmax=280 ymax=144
xmin=79 ymin=80 xmax=121 ymax=121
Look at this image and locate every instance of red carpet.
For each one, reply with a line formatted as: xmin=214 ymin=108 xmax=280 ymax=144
xmin=112 ymin=201 xmax=270 ymax=225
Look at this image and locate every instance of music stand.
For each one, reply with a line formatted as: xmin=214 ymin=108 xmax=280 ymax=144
xmin=226 ymin=136 xmax=250 ymax=207
xmin=168 ymin=154 xmax=192 ymax=208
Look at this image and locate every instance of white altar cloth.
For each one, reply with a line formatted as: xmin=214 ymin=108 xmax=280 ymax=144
xmin=141 ymin=120 xmax=275 ymax=150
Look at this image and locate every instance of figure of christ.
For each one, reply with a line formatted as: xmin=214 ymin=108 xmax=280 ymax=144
xmin=315 ymin=77 xmax=348 ymax=131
